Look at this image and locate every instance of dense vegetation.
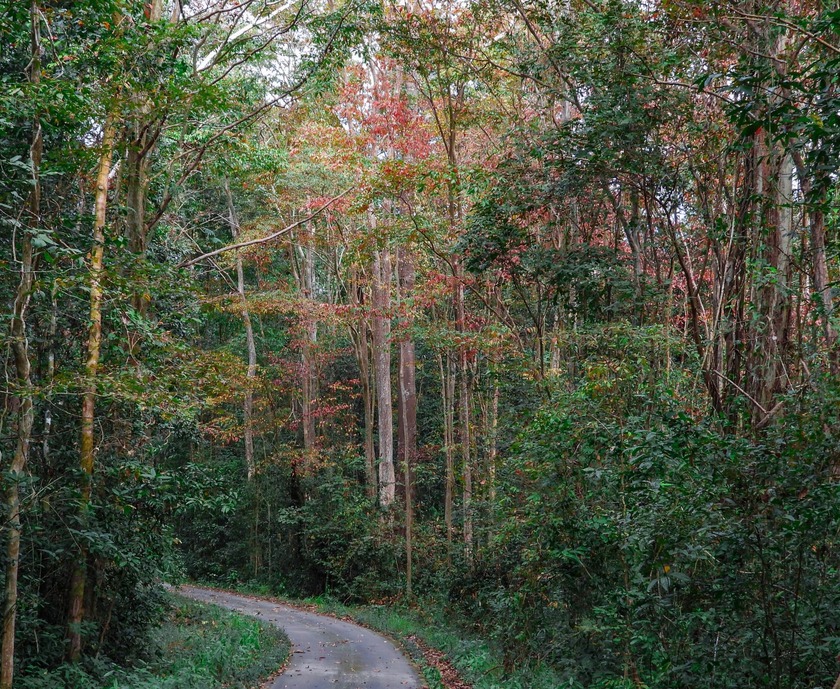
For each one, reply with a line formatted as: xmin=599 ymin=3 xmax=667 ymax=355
xmin=2 ymin=0 xmax=839 ymax=688
xmin=18 ymin=594 xmax=290 ymax=689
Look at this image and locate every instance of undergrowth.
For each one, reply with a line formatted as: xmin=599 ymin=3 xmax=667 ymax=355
xmin=17 ymin=593 xmax=289 ymax=689
xmin=304 ymin=596 xmax=567 ymax=689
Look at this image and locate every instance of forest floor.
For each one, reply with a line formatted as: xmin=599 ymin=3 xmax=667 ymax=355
xmin=177 ymin=585 xmax=422 ymax=689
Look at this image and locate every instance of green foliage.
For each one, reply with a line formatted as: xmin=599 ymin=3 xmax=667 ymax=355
xmin=4 ymin=1 xmax=840 ymax=688
xmin=16 ymin=594 xmax=289 ymax=689
xmin=453 ymin=372 xmax=840 ymax=688
xmin=178 ymin=450 xmax=404 ymax=602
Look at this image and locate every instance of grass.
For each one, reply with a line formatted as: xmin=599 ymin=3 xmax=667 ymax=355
xmin=17 ymin=593 xmax=290 ymax=689
xmin=299 ymin=596 xmax=568 ymax=689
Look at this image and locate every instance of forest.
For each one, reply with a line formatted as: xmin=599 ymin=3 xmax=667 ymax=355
xmin=2 ymin=0 xmax=840 ymax=687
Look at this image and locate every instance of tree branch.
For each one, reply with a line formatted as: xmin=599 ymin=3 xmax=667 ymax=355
xmin=178 ymin=188 xmax=352 ymax=267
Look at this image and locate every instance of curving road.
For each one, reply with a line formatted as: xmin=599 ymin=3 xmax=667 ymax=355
xmin=178 ymin=585 xmax=421 ymax=689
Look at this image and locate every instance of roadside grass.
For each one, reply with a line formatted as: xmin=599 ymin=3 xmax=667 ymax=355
xmin=300 ymin=597 xmax=568 ymax=689
xmin=194 ymin=580 xmax=569 ymax=689
xmin=17 ymin=593 xmax=290 ymax=689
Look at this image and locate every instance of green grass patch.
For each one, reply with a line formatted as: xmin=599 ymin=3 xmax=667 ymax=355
xmin=193 ymin=581 xmax=568 ymax=688
xmin=304 ymin=596 xmax=567 ymax=689
xmin=18 ymin=593 xmax=290 ymax=689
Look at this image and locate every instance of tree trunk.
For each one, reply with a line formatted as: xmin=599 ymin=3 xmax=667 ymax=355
xmin=746 ymin=123 xmax=796 ymax=419
xmin=455 ymin=261 xmax=473 ymax=559
xmin=42 ymin=281 xmax=58 ymax=468
xmin=225 ymin=182 xmax=257 ymax=480
xmin=289 ymin=227 xmax=318 ymax=453
xmin=487 ymin=384 xmax=499 ymax=528
xmin=362 ymin=321 xmax=376 ymax=498
xmin=301 ymin=229 xmax=317 ymax=452
xmin=809 ymin=206 xmax=835 ymax=348
xmin=124 ymin=131 xmax=150 ymax=256
xmin=349 ymin=270 xmax=376 ymax=499
xmin=124 ymin=0 xmax=163 ymax=317
xmin=439 ymin=350 xmax=456 ymax=558
xmin=66 ymin=119 xmax=116 ymax=663
xmin=373 ymin=248 xmax=395 ymax=508
xmin=789 ymin=148 xmax=836 ymax=354
xmin=1 ymin=6 xmax=41 ymax=683
xmin=397 ymin=250 xmax=417 ymax=598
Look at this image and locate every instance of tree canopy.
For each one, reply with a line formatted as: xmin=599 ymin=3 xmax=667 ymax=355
xmin=2 ymin=1 xmax=839 ymax=688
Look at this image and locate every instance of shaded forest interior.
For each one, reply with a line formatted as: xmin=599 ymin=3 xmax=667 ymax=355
xmin=2 ymin=0 xmax=840 ymax=687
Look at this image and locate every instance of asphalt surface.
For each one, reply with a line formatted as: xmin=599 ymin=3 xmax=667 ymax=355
xmin=178 ymin=585 xmax=421 ymax=689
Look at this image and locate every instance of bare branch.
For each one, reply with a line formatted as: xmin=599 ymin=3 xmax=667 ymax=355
xmin=178 ymin=188 xmax=353 ymax=267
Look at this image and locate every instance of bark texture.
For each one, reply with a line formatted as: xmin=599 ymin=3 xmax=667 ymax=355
xmin=226 ymin=182 xmax=257 ymax=480
xmin=66 ymin=119 xmax=116 ymax=662
xmin=373 ymin=248 xmax=395 ymax=508
xmin=397 ymin=250 xmax=417 ymax=597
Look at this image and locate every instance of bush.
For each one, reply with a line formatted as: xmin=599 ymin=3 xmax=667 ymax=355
xmin=456 ymin=381 xmax=840 ymax=688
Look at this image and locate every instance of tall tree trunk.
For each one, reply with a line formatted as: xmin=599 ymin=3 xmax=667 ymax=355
xmin=301 ymin=228 xmax=317 ymax=452
xmin=238 ymin=261 xmax=257 ymax=479
xmin=349 ymin=270 xmax=376 ymax=499
xmin=289 ymin=228 xmax=318 ymax=453
xmin=746 ymin=119 xmax=796 ymax=419
xmin=809 ymin=206 xmax=835 ymax=349
xmin=124 ymin=0 xmax=164 ymax=317
xmin=42 ymin=281 xmax=58 ymax=468
xmin=438 ymin=350 xmax=456 ymax=558
xmin=1 ymin=6 xmax=41 ymax=683
xmin=397 ymin=250 xmax=417 ymax=598
xmin=124 ymin=131 xmax=150 ymax=257
xmin=455 ymin=261 xmax=473 ymax=559
xmin=225 ymin=182 xmax=257 ymax=481
xmin=791 ymin=149 xmax=837 ymax=352
xmin=373 ymin=247 xmax=395 ymax=508
xmin=67 ymin=119 xmax=116 ymax=663
xmin=361 ymin=321 xmax=376 ymax=498
xmin=487 ymin=383 xmax=499 ymax=530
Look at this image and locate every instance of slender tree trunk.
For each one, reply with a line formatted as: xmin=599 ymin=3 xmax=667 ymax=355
xmin=67 ymin=119 xmax=116 ymax=663
xmin=397 ymin=250 xmax=417 ymax=598
xmin=789 ymin=148 xmax=836 ymax=354
xmin=289 ymin=228 xmax=318 ymax=453
xmin=487 ymin=384 xmax=499 ymax=525
xmin=302 ymin=230 xmax=317 ymax=451
xmin=439 ymin=350 xmax=456 ymax=557
xmin=225 ymin=183 xmax=257 ymax=480
xmin=42 ymin=281 xmax=57 ymax=468
xmin=460 ymin=354 xmax=473 ymax=558
xmin=438 ymin=352 xmax=455 ymax=558
xmin=349 ymin=271 xmax=376 ymax=499
xmin=362 ymin=322 xmax=376 ymax=498
xmin=1 ymin=7 xmax=41 ymax=684
xmin=627 ymin=189 xmax=645 ymax=314
xmin=455 ymin=261 xmax=473 ymax=559
xmin=237 ymin=262 xmax=257 ymax=478
xmin=124 ymin=0 xmax=163 ymax=318
xmin=373 ymin=248 xmax=395 ymax=508
xmin=809 ymin=207 xmax=835 ymax=348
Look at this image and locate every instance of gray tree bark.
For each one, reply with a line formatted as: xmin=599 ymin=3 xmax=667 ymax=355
xmin=373 ymin=247 xmax=395 ymax=508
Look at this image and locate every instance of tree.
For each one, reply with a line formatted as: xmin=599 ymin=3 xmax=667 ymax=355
xmin=1 ymin=2 xmax=41 ymax=684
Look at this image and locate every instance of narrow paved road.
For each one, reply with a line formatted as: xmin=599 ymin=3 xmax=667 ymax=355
xmin=178 ymin=585 xmax=421 ymax=689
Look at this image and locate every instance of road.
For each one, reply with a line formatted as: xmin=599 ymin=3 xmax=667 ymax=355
xmin=178 ymin=585 xmax=421 ymax=689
